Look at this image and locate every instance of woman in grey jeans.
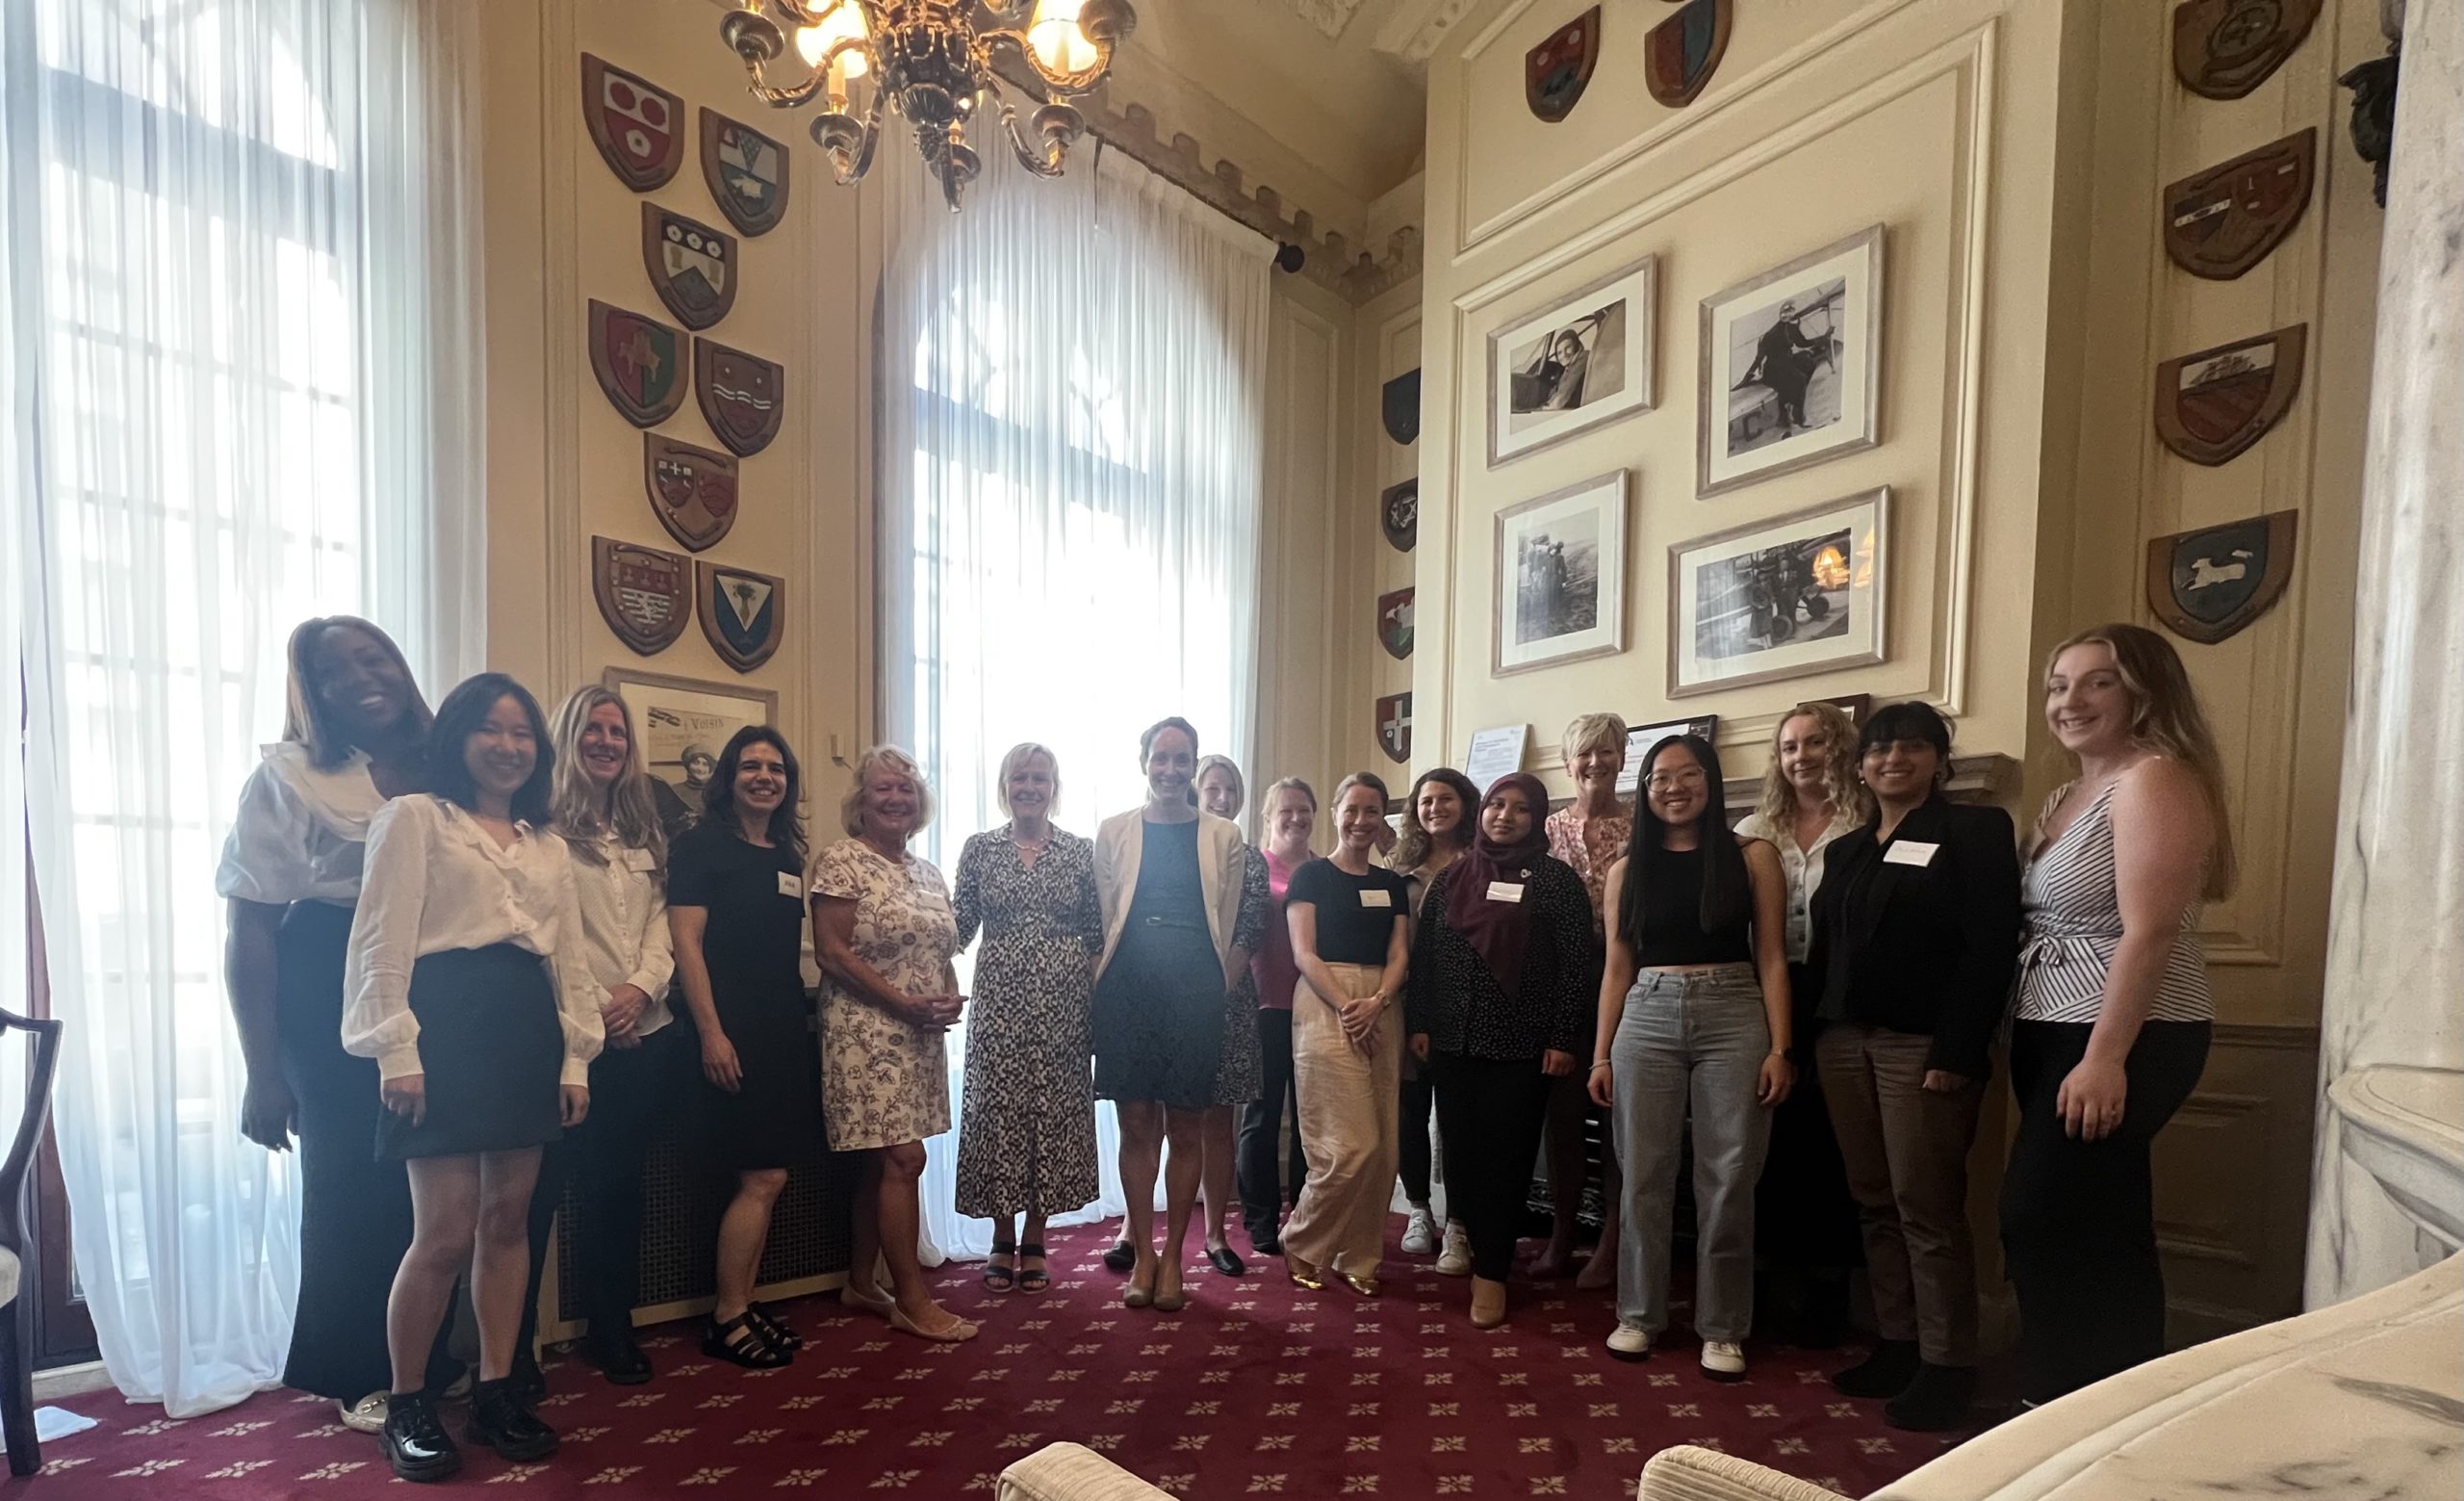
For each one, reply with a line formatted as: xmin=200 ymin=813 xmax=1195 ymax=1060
xmin=1587 ymin=733 xmax=1794 ymax=1380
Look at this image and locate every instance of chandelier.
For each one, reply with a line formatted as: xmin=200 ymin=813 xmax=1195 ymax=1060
xmin=718 ymin=1 xmax=1136 ymax=212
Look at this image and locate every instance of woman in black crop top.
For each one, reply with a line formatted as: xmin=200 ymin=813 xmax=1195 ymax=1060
xmin=1586 ymin=734 xmax=1793 ymax=1380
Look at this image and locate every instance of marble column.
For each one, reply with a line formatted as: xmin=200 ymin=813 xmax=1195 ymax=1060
xmin=2304 ymin=0 xmax=2464 ymax=1307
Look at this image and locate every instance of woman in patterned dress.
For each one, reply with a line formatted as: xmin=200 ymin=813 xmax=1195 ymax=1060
xmin=952 ymin=743 xmax=1101 ymax=1296
xmin=1194 ymin=754 xmax=1270 ymax=1278
xmin=810 ymin=746 xmax=975 ymax=1343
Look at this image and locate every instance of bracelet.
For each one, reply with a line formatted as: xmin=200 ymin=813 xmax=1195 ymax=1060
xmin=1588 ymin=1061 xmax=1612 ymax=1072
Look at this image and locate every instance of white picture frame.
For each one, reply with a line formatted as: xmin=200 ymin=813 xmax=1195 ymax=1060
xmin=1494 ymin=469 xmax=1629 ymax=678
xmin=1669 ymin=486 xmax=1889 ymax=697
xmin=1487 ymin=254 xmax=1657 ymax=468
xmin=1697 ymin=224 xmax=1885 ymax=498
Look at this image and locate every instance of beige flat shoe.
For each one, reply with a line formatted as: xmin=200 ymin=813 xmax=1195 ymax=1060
xmin=839 ymin=1282 xmax=894 ymax=1320
xmin=1471 ymin=1276 xmax=1507 ymax=1330
xmin=888 ymin=1305 xmax=978 ymax=1343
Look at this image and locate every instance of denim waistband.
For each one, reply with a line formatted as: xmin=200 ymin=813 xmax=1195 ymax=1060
xmin=1630 ymin=963 xmax=1758 ymax=999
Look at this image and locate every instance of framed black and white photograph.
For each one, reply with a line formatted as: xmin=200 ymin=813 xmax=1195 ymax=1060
xmin=1669 ymin=486 xmax=1888 ymax=697
xmin=603 ymin=665 xmax=778 ymax=833
xmin=1494 ymin=469 xmax=1628 ymax=678
xmin=1697 ymin=224 xmax=1884 ymax=498
xmin=1487 ymin=255 xmax=1656 ymax=467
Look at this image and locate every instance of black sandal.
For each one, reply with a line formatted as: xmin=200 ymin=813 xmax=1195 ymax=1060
xmin=746 ymin=1301 xmax=805 ymax=1352
xmin=702 ymin=1311 xmax=790 ymax=1369
xmin=1016 ymin=1244 xmax=1049 ymax=1295
xmin=984 ymin=1241 xmax=1017 ymax=1293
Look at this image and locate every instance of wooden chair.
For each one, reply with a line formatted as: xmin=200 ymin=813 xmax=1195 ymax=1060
xmin=0 ymin=1009 xmax=63 ymax=1478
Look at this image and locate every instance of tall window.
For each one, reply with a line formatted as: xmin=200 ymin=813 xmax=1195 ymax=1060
xmin=3 ymin=0 xmax=479 ymax=1414
xmin=878 ymin=145 xmax=1274 ymax=1257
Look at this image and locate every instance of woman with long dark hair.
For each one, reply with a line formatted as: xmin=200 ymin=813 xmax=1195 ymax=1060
xmin=667 ymin=726 xmax=824 ymax=1368
xmin=218 ymin=617 xmax=455 ymax=1431
xmin=1393 ymin=766 xmax=1480 ymax=1270
xmin=1589 ymin=734 xmax=1793 ymax=1381
xmin=1192 ymin=754 xmax=1270 ymax=1277
xmin=343 ymin=674 xmax=602 ymax=1480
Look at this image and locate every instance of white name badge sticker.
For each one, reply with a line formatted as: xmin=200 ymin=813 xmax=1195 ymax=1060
xmin=1487 ymin=881 xmax=1526 ymax=903
xmin=1360 ymin=889 xmax=1394 ymax=909
xmin=1884 ymin=841 xmax=1941 ymax=868
xmin=623 ymin=847 xmax=655 ymax=872
xmin=778 ymin=872 xmax=807 ymax=899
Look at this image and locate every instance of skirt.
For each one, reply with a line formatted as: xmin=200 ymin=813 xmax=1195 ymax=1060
xmin=1092 ymin=920 xmax=1226 ymax=1109
xmin=703 ymin=979 xmax=825 ymax=1171
xmin=375 ymin=945 xmax=564 ymax=1161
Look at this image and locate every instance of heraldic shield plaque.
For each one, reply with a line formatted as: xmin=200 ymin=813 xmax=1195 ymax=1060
xmin=593 ymin=536 xmax=691 ymax=656
xmin=699 ymin=560 xmax=785 ymax=672
xmin=701 ymin=108 xmax=791 ymax=237
xmin=2153 ymin=324 xmax=2306 ymax=466
xmin=643 ymin=433 xmax=739 ymax=553
xmin=581 ymin=54 xmax=683 ymax=191
xmin=590 ymin=300 xmax=687 ymax=428
xmin=643 ymin=204 xmax=738 ymax=331
xmin=1646 ymin=0 xmax=1732 ymax=110
xmin=2146 ymin=511 xmax=2297 ymax=644
xmin=1525 ymin=8 xmax=1600 ymax=123
xmin=695 ymin=340 xmax=786 ymax=458
xmin=1376 ymin=691 xmax=1413 ymax=764
xmin=2164 ymin=128 xmax=2314 ymax=280
xmin=1378 ymin=587 xmax=1416 ymax=660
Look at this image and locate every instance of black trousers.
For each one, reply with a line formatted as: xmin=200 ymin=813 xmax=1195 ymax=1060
xmin=1398 ymin=1067 xmax=1437 ymax=1204
xmin=1756 ymin=969 xmax=1861 ymax=1274
xmin=1427 ymin=1050 xmax=1553 ymax=1281
xmin=2000 ymin=1018 xmax=2210 ymax=1405
xmin=520 ymin=1022 xmax=684 ymax=1363
xmin=1237 ymin=1008 xmax=1308 ymax=1240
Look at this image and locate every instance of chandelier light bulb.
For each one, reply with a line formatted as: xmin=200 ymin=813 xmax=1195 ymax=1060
xmin=795 ymin=3 xmax=870 ymax=79
xmin=1027 ymin=0 xmax=1098 ymax=75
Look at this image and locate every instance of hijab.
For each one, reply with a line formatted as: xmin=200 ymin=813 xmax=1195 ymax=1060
xmin=1445 ymin=771 xmax=1554 ymax=992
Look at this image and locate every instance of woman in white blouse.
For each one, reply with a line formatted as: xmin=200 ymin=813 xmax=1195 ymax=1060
xmin=1733 ymin=702 xmax=1867 ymax=1347
xmin=516 ymin=686 xmax=678 ymax=1387
xmin=217 ymin=616 xmax=450 ymax=1432
xmin=342 ymin=674 xmax=603 ymax=1483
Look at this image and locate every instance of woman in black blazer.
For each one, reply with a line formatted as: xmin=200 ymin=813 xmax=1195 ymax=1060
xmin=1806 ymin=701 xmax=2018 ymax=1433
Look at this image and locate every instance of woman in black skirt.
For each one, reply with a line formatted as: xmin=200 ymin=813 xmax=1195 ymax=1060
xmin=667 ymin=726 xmax=823 ymax=1368
xmin=217 ymin=616 xmax=458 ymax=1431
xmin=343 ymin=675 xmax=603 ymax=1483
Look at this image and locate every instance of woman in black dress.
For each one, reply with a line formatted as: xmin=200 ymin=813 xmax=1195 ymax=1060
xmin=667 ymin=727 xmax=823 ymax=1368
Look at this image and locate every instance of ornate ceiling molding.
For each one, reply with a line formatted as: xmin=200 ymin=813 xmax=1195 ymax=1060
xmin=1371 ymin=0 xmax=1484 ymax=62
xmin=1279 ymin=0 xmax=1371 ymax=41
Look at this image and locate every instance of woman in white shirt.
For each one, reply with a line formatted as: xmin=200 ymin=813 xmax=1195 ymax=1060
xmin=342 ymin=674 xmax=603 ymax=1483
xmin=217 ymin=616 xmax=452 ymax=1432
xmin=513 ymin=686 xmax=677 ymax=1387
xmin=1732 ymin=702 xmax=1867 ymax=1348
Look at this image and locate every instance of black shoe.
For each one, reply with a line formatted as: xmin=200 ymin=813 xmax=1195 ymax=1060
xmin=507 ymin=1355 xmax=548 ymax=1406
xmin=702 ymin=1310 xmax=792 ymax=1370
xmin=1206 ymin=1244 xmax=1246 ymax=1278
xmin=1102 ymin=1239 xmax=1137 ymax=1273
xmin=747 ymin=1301 xmax=807 ymax=1352
xmin=581 ymin=1333 xmax=654 ymax=1385
xmin=1831 ymin=1339 xmax=1922 ymax=1399
xmin=380 ymin=1391 xmax=462 ymax=1483
xmin=1885 ymin=1362 xmax=1978 ymax=1432
xmin=464 ymin=1377 xmax=558 ymax=1462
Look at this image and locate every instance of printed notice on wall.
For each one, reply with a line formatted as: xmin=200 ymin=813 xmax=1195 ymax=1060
xmin=1463 ymin=725 xmax=1529 ymax=791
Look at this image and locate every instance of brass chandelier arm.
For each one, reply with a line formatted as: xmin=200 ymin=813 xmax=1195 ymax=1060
xmin=977 ymin=26 xmax=1120 ymax=97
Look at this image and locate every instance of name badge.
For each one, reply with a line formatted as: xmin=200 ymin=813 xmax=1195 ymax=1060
xmin=1359 ymin=889 xmax=1393 ymax=909
xmin=777 ymin=872 xmax=806 ymax=899
xmin=623 ymin=847 xmax=655 ymax=872
xmin=1884 ymin=841 xmax=1940 ymax=868
xmin=1487 ymin=881 xmax=1526 ymax=903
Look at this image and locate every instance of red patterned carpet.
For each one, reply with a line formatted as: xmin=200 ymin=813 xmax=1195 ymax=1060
xmin=26 ymin=1224 xmax=1951 ymax=1499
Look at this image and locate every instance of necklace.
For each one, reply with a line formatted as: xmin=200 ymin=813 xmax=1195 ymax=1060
xmin=1012 ymin=823 xmax=1051 ymax=852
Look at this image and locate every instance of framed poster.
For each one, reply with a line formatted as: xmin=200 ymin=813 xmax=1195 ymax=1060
xmin=1669 ymin=486 xmax=1889 ymax=697
xmin=1697 ymin=224 xmax=1885 ymax=498
xmin=1486 ymin=254 xmax=1657 ymax=467
xmin=601 ymin=666 xmax=779 ymax=832
xmin=1494 ymin=469 xmax=1629 ymax=678
xmin=1616 ymin=715 xmax=1721 ymax=794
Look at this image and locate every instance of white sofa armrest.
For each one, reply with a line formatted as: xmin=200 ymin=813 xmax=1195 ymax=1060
xmin=1639 ymin=1445 xmax=1857 ymax=1501
xmin=997 ymin=1442 xmax=1174 ymax=1501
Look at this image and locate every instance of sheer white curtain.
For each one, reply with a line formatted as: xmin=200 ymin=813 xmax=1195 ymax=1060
xmin=877 ymin=142 xmax=1274 ymax=1262
xmin=1 ymin=0 xmax=485 ymax=1416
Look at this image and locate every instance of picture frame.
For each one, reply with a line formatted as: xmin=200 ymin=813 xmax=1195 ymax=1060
xmin=1487 ymin=254 xmax=1656 ymax=468
xmin=1493 ymin=469 xmax=1629 ymax=678
xmin=1697 ymin=224 xmax=1885 ymax=498
xmin=602 ymin=666 xmax=780 ymax=830
xmin=1669 ymin=486 xmax=1889 ymax=698
xmin=1616 ymin=714 xmax=1721 ymax=795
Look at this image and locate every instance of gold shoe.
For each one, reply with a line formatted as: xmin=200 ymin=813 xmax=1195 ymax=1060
xmin=1341 ymin=1273 xmax=1379 ymax=1298
xmin=1470 ymin=1276 xmax=1507 ymax=1330
xmin=1285 ymin=1254 xmax=1325 ymax=1291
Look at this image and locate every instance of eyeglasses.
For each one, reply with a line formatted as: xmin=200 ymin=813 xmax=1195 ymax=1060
xmin=1644 ymin=769 xmax=1707 ymax=792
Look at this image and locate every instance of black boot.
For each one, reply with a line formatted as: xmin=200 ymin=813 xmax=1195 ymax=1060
xmin=464 ymin=1376 xmax=559 ymax=1462
xmin=380 ymin=1390 xmax=462 ymax=1484
xmin=1885 ymin=1362 xmax=1978 ymax=1432
xmin=581 ymin=1329 xmax=654 ymax=1385
xmin=1830 ymin=1338 xmax=1921 ymax=1398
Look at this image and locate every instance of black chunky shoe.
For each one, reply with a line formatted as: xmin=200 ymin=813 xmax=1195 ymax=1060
xmin=1831 ymin=1338 xmax=1922 ymax=1399
xmin=747 ymin=1301 xmax=806 ymax=1352
xmin=380 ymin=1390 xmax=462 ymax=1484
xmin=1885 ymin=1361 xmax=1979 ymax=1432
xmin=581 ymin=1332 xmax=654 ymax=1385
xmin=464 ymin=1376 xmax=559 ymax=1462
xmin=702 ymin=1310 xmax=791 ymax=1370
xmin=1102 ymin=1239 xmax=1137 ymax=1273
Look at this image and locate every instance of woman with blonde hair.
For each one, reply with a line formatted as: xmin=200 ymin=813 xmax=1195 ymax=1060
xmin=2002 ymin=624 xmax=2234 ymax=1407
xmin=1733 ymin=703 xmax=1866 ymax=1347
xmin=952 ymin=742 xmax=1101 ymax=1295
xmin=1541 ymin=712 xmax=1629 ymax=1285
xmin=1237 ymin=775 xmax=1318 ymax=1256
xmin=811 ymin=746 xmax=973 ymax=1341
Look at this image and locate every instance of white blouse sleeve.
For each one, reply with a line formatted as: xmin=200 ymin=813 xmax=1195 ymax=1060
xmin=625 ymin=868 xmax=675 ymax=1000
xmin=341 ymin=798 xmax=434 ymax=1080
xmin=551 ymin=848 xmax=607 ymax=1087
xmin=216 ymin=762 xmax=321 ymax=905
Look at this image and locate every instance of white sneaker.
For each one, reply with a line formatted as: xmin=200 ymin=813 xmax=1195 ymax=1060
xmin=1604 ymin=1323 xmax=1653 ymax=1360
xmin=1434 ymin=1220 xmax=1472 ymax=1277
xmin=1701 ymin=1340 xmax=1747 ymax=1381
xmin=337 ymin=1391 xmax=389 ymax=1434
xmin=1400 ymin=1204 xmax=1439 ymax=1256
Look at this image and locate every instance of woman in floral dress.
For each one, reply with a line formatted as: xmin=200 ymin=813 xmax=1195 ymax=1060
xmin=952 ymin=743 xmax=1102 ymax=1294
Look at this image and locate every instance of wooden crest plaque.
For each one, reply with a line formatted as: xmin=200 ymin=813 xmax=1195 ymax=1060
xmin=693 ymin=339 xmax=785 ymax=457
xmin=2146 ymin=511 xmax=2297 ymax=644
xmin=1375 ymin=692 xmax=1413 ymax=764
xmin=580 ymin=54 xmax=683 ymax=192
xmin=1525 ymin=8 xmax=1601 ymax=123
xmin=1378 ymin=587 xmax=1416 ymax=660
xmin=643 ymin=433 xmax=739 ymax=553
xmin=2172 ymin=0 xmax=2322 ymax=100
xmin=588 ymin=300 xmax=687 ymax=427
xmin=2164 ymin=128 xmax=2314 ymax=280
xmin=1382 ymin=370 xmax=1421 ymax=446
xmin=698 ymin=561 xmax=785 ymax=672
xmin=592 ymin=536 xmax=691 ymax=656
xmin=1381 ymin=479 xmax=1419 ymax=554
xmin=2154 ymin=324 xmax=2306 ymax=466
xmin=1645 ymin=0 xmax=1732 ymax=109
xmin=642 ymin=204 xmax=738 ymax=331
xmin=700 ymin=108 xmax=792 ymax=238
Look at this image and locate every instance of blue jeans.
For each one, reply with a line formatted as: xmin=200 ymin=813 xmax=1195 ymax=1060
xmin=1612 ymin=965 xmax=1772 ymax=1341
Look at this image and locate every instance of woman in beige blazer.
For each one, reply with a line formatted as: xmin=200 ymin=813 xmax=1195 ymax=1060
xmin=1091 ymin=717 xmax=1261 ymax=1313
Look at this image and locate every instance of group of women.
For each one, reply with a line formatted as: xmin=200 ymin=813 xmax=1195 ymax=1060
xmin=219 ymin=612 xmax=2232 ymax=1482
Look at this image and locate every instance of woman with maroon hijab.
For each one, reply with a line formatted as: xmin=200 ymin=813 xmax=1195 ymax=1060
xmin=1404 ymin=773 xmax=1596 ymax=1329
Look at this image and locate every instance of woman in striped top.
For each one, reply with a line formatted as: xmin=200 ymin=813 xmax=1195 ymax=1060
xmin=2000 ymin=624 xmax=2236 ymax=1408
